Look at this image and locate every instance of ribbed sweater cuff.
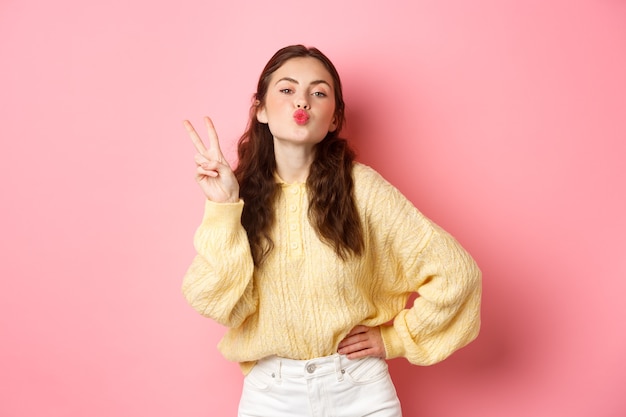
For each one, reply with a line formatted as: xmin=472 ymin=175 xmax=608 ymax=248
xmin=201 ymin=199 xmax=244 ymax=228
xmin=380 ymin=325 xmax=406 ymax=360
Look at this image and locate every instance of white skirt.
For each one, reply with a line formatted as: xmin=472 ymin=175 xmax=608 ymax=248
xmin=238 ymin=354 xmax=403 ymax=417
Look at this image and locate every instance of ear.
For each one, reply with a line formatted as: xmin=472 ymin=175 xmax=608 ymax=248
xmin=256 ymin=100 xmax=268 ymax=124
xmin=328 ymin=115 xmax=338 ymax=132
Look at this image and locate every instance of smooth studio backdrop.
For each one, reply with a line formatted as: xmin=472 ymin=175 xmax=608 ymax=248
xmin=1 ymin=0 xmax=625 ymax=416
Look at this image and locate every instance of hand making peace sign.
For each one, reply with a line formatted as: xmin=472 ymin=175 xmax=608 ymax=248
xmin=184 ymin=117 xmax=240 ymax=203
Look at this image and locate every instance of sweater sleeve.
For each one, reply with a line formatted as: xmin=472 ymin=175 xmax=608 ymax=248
xmin=380 ymin=222 xmax=482 ymax=365
xmin=181 ymin=199 xmax=257 ymax=328
xmin=357 ymin=165 xmax=481 ymax=366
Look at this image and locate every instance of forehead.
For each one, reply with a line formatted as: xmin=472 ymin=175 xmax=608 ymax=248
xmin=271 ymin=57 xmax=334 ymax=84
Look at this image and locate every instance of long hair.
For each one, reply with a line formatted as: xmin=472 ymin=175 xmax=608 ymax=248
xmin=234 ymin=45 xmax=364 ymax=265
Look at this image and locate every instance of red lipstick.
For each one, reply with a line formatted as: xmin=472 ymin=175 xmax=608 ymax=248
xmin=294 ymin=109 xmax=309 ymax=125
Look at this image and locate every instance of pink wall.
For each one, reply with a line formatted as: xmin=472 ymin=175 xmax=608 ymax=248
xmin=1 ymin=0 xmax=625 ymax=416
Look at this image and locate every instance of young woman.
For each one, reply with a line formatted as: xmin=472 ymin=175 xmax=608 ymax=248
xmin=182 ymin=44 xmax=481 ymax=417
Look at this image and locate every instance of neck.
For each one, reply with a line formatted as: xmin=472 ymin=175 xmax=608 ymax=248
xmin=273 ymin=140 xmax=315 ymax=183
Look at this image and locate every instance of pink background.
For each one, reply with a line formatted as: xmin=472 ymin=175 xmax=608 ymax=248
xmin=1 ymin=0 xmax=625 ymax=416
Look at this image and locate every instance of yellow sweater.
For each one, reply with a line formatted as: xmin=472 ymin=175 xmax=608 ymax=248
xmin=182 ymin=163 xmax=481 ymax=374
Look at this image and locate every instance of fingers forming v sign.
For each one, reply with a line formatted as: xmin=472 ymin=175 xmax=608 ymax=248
xmin=184 ymin=117 xmax=239 ymax=203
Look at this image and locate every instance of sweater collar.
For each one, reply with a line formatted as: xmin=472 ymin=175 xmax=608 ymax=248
xmin=274 ymin=172 xmax=306 ymax=187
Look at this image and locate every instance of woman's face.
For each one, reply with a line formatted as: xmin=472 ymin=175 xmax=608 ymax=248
xmin=257 ymin=57 xmax=338 ymax=148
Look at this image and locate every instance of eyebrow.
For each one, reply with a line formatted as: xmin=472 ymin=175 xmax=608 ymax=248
xmin=275 ymin=77 xmax=332 ymax=89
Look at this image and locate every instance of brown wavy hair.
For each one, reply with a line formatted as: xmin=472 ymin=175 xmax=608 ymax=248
xmin=234 ymin=45 xmax=364 ymax=265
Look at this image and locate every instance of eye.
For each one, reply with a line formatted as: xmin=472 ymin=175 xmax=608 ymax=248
xmin=279 ymin=88 xmax=293 ymax=94
xmin=312 ymin=91 xmax=327 ymax=97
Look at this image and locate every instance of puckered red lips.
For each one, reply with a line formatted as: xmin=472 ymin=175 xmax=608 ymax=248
xmin=293 ymin=109 xmax=309 ymax=125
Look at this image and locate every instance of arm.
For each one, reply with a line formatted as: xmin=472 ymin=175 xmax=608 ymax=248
xmin=380 ymin=222 xmax=482 ymax=365
xmin=337 ymin=223 xmax=480 ymax=364
xmin=181 ymin=117 xmax=257 ymax=327
xmin=181 ymin=199 xmax=257 ymax=327
xmin=348 ymin=165 xmax=481 ymax=365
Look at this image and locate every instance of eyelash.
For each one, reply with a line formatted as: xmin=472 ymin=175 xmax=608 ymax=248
xmin=279 ymin=88 xmax=327 ymax=98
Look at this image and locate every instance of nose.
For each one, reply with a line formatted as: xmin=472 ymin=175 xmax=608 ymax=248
xmin=295 ymin=94 xmax=310 ymax=110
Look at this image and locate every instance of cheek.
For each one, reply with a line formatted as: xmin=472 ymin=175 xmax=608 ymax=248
xmin=266 ymin=99 xmax=291 ymax=116
xmin=322 ymin=103 xmax=338 ymax=122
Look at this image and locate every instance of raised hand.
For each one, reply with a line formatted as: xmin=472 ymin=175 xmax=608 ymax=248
xmin=184 ymin=117 xmax=240 ymax=203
